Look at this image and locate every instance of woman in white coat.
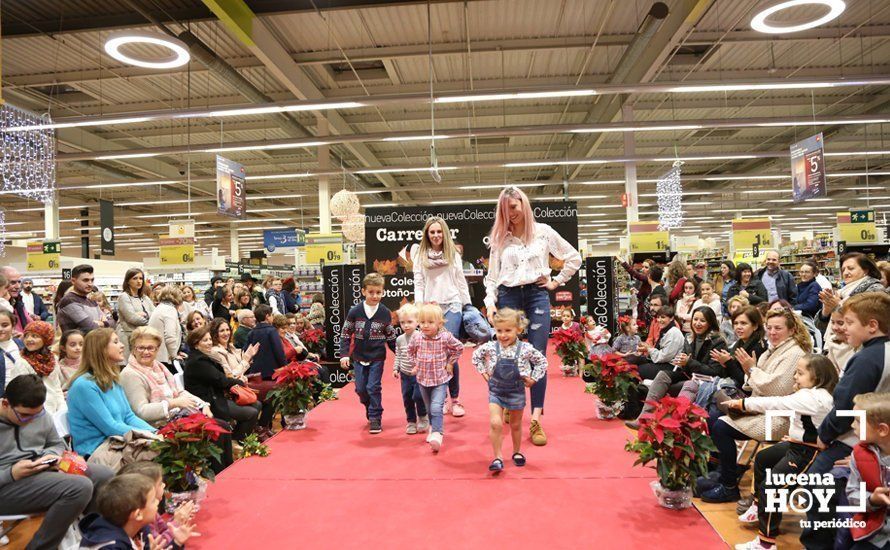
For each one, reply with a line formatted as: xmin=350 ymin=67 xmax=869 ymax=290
xmin=412 ymin=216 xmax=474 ymax=417
xmin=116 ymin=268 xmax=155 ymax=359
xmin=148 ymin=286 xmax=184 ymax=368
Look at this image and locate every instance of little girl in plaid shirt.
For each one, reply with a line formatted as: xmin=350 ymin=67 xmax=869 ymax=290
xmin=407 ymin=304 xmax=464 ymax=453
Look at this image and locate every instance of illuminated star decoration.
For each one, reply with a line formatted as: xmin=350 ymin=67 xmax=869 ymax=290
xmin=656 ymin=161 xmax=684 ymax=230
xmin=0 ymin=105 xmax=56 ymax=204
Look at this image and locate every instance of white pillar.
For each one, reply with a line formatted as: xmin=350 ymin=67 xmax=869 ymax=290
xmin=317 ymin=116 xmax=332 ymax=234
xmin=229 ymin=225 xmax=239 ymax=261
xmin=44 ymin=195 xmax=60 ymax=241
xmin=623 ymin=105 xmax=639 ymax=227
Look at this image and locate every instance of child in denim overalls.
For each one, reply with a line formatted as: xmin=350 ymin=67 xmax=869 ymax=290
xmin=472 ymin=308 xmax=548 ymax=473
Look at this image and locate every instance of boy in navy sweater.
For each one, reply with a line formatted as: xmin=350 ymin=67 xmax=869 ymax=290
xmin=339 ymin=273 xmax=397 ymax=434
xmin=800 ymin=291 xmax=890 ymax=550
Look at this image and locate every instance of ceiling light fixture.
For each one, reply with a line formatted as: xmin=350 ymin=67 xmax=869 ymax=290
xmin=751 ymin=0 xmax=846 ymax=34
xmin=104 ymin=32 xmax=191 ymax=69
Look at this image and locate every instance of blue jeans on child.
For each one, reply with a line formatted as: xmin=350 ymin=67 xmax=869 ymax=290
xmin=399 ymin=373 xmax=427 ymax=422
xmin=353 ymin=359 xmax=384 ymax=420
xmin=496 ymin=283 xmax=550 ymax=411
xmin=800 ymin=440 xmax=854 ymax=550
xmin=418 ymin=383 xmax=448 ymax=433
xmin=443 ymin=308 xmax=462 ymax=400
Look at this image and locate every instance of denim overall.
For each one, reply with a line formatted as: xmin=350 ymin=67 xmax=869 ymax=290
xmin=488 ymin=342 xmax=527 ymax=411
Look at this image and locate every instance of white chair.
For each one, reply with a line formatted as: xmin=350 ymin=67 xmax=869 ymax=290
xmin=171 ymin=360 xmax=184 ymax=375
xmin=0 ymin=514 xmax=35 ymax=538
xmin=173 ymin=372 xmax=185 ymax=392
xmin=53 ymin=410 xmax=70 ymax=441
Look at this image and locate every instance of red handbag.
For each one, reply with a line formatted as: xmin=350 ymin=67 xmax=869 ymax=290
xmin=230 ymin=385 xmax=258 ymax=406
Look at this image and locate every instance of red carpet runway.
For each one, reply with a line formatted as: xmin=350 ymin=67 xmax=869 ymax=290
xmin=191 ymin=348 xmax=725 ymax=549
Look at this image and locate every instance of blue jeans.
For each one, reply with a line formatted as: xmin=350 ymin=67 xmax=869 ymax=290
xmin=353 ymin=359 xmax=384 ymax=421
xmin=399 ymin=373 xmax=427 ymax=422
xmin=443 ymin=308 xmax=462 ymax=399
xmin=461 ymin=304 xmax=494 ymax=344
xmin=800 ymin=440 xmax=853 ymax=550
xmin=496 ymin=284 xmax=550 ymax=411
xmin=711 ymin=417 xmax=751 ymax=486
xmin=418 ymin=383 xmax=448 ymax=434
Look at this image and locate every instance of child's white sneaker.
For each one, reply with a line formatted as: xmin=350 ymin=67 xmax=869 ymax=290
xmin=429 ymin=432 xmax=443 ymax=452
xmin=443 ymin=399 xmax=452 ymax=415
xmin=417 ymin=416 xmax=430 ymax=431
xmin=738 ymin=502 xmax=758 ymax=524
xmin=735 ymin=537 xmax=775 ymax=550
xmin=406 ymin=422 xmax=418 ymax=435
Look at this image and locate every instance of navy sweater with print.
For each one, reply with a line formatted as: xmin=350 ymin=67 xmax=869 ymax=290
xmin=338 ymin=301 xmax=397 ymax=362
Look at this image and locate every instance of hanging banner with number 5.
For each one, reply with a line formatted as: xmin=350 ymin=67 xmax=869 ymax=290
xmin=790 ymin=132 xmax=827 ymax=203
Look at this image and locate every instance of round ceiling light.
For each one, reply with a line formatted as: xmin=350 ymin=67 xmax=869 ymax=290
xmin=104 ymin=32 xmax=191 ymax=69
xmin=751 ymin=0 xmax=846 ymax=34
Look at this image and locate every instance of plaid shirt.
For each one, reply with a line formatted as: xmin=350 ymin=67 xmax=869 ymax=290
xmin=407 ymin=329 xmax=464 ymax=387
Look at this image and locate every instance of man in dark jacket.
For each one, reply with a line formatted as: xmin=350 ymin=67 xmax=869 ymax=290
xmin=56 ymin=264 xmax=115 ymax=333
xmin=204 ymin=276 xmax=224 ymax=306
xmin=0 ymin=375 xmax=113 ymax=549
xmin=1 ymin=266 xmax=32 ymax=334
xmin=246 ymin=305 xmax=287 ymax=428
xmin=754 ymin=250 xmax=797 ymax=303
xmin=20 ymin=279 xmax=49 ymax=321
xmin=234 ymin=309 xmax=256 ymax=349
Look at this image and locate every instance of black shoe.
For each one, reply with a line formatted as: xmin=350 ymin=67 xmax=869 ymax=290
xmin=701 ymin=484 xmax=741 ymax=504
xmin=512 ymin=452 xmax=526 ymax=467
xmin=369 ymin=419 xmax=382 ymax=434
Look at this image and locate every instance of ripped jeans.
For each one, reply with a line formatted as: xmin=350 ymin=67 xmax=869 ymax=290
xmin=496 ymin=283 xmax=550 ymax=411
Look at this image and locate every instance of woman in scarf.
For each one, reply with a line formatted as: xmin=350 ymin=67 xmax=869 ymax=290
xmin=8 ymin=321 xmax=67 ymax=414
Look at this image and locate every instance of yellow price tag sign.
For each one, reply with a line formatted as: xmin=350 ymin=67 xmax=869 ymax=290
xmin=159 ymin=236 xmax=196 ymax=265
xmin=629 ymin=222 xmax=669 ymax=253
xmin=732 ymin=218 xmax=772 ymax=253
xmin=837 ymin=211 xmax=878 ymax=244
xmin=305 ymin=232 xmax=344 ymax=264
xmin=26 ymin=241 xmax=62 ymax=271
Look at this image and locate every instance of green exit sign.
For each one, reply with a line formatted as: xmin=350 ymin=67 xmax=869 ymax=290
xmin=43 ymin=241 xmax=61 ymax=254
xmin=850 ymin=209 xmax=875 ymax=224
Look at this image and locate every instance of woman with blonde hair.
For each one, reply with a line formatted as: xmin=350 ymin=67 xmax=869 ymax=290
xmin=147 ymin=285 xmax=184 ymax=367
xmin=412 ymin=216 xmax=476 ymax=417
xmin=67 ymin=329 xmax=155 ymax=457
xmin=484 ymin=186 xmax=581 ymax=445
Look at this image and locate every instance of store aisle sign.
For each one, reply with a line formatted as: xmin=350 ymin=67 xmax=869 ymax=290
xmin=169 ymin=220 xmax=195 ymax=238
xmin=732 ymin=218 xmax=772 ymax=255
xmin=100 ymin=199 xmax=114 ymax=256
xmin=837 ymin=210 xmax=878 ymax=244
xmin=159 ymin=236 xmax=196 ymax=265
xmin=264 ymin=228 xmax=306 ymax=252
xmin=629 ymin=221 xmax=669 ymax=253
xmin=26 ymin=241 xmax=61 ymax=271
xmin=306 ymin=232 xmax=344 ymax=264
xmin=790 ymin=132 xmax=827 ymax=203
xmin=216 ymin=156 xmax=246 ymax=219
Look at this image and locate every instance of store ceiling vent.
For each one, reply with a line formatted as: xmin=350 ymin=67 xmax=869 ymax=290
xmin=326 ymin=60 xmax=389 ymax=83
xmin=470 ymin=136 xmax=512 ymax=149
xmin=668 ymin=44 xmax=721 ymax=67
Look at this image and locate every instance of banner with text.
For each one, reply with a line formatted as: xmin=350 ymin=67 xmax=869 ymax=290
xmin=100 ymin=199 xmax=115 ymax=256
xmin=323 ymin=264 xmax=365 ymax=388
xmin=26 ymin=241 xmax=61 ymax=272
xmin=216 ymin=156 xmax=246 ymax=219
xmin=629 ymin=221 xmax=669 ymax=254
xmin=159 ymin=236 xmax=196 ymax=266
xmin=585 ymin=256 xmax=619 ymax=337
xmin=363 ymin=203 xmax=580 ymax=316
xmin=791 ymin=132 xmax=827 ymax=203
xmin=837 ymin=210 xmax=878 ymax=244
xmin=306 ymin=232 xmax=344 ymax=264
xmin=264 ymin=228 xmax=306 ymax=253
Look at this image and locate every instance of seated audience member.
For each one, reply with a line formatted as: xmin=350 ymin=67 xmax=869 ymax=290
xmin=691 ymin=281 xmax=722 ymax=323
xmin=55 ymin=329 xmax=84 ymax=386
xmin=246 ymin=305 xmax=287 ymax=428
xmin=211 ymin=287 xmax=234 ymax=323
xmin=147 ymin=286 xmax=184 ymax=368
xmin=720 ymin=296 xmax=749 ymax=346
xmin=67 ymin=329 xmax=156 ymax=457
xmin=635 ymin=306 xmax=685 ymax=380
xmin=56 ymin=264 xmax=115 ymax=333
xmin=117 ymin=461 xmax=198 ymax=549
xmin=726 ymin=262 xmax=768 ymax=305
xmin=208 ymin=318 xmax=258 ymax=380
xmin=185 ymin=311 xmax=206 ymax=333
xmin=767 ymin=299 xmax=794 ymax=313
xmin=731 ymin=355 xmax=837 ymax=550
xmin=794 ymin=260 xmax=822 ymax=318
xmin=0 ymin=374 xmax=114 ymax=550
xmin=274 ymin=314 xmax=305 ymax=363
xmin=0 ymin=272 xmax=13 ymax=314
xmin=700 ymin=309 xmax=811 ymax=503
xmin=624 ymin=294 xmax=666 ymax=364
xmin=233 ymin=309 xmax=256 ymax=349
xmin=878 ymin=260 xmax=890 ymax=288
xmin=78 ymin=474 xmax=159 ymax=550
xmin=625 ymin=307 xmax=726 ymax=430
xmin=9 ymin=321 xmax=66 ymax=414
xmin=800 ymin=292 xmax=890 ymax=548
xmin=120 ymin=327 xmax=209 ymax=427
xmin=184 ymin=327 xmax=260 ymax=452
xmin=675 ymin=278 xmax=700 ymax=333
xmin=308 ymin=295 xmax=325 ymax=328
xmin=845 ymin=392 xmax=890 ymax=550
xmin=281 ymin=278 xmax=300 ymax=315
xmin=710 ymin=306 xmax=767 ymax=389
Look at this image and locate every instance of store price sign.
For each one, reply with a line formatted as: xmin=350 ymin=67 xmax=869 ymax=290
xmin=732 ymin=218 xmax=772 ymax=255
xmin=26 ymin=241 xmax=62 ymax=271
xmin=159 ymin=236 xmax=196 ymax=265
xmin=629 ymin=222 xmax=669 ymax=253
xmin=837 ymin=210 xmax=877 ymax=244
xmin=306 ymin=232 xmax=344 ymax=264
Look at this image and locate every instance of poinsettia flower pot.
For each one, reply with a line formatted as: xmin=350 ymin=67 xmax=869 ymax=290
xmin=283 ymin=411 xmax=307 ymax=430
xmin=650 ymin=480 xmax=693 ymax=510
xmin=595 ymin=400 xmax=624 ymax=420
xmin=169 ymin=477 xmax=208 ymax=511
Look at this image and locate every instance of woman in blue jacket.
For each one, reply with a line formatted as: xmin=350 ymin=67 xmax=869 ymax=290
xmin=795 ymin=260 xmax=822 ymax=318
xmin=68 ymin=328 xmax=155 ymax=457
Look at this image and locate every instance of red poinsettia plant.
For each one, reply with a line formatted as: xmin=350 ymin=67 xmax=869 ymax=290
xmin=268 ymin=361 xmax=333 ymax=415
xmin=552 ymin=324 xmax=586 ymax=366
xmin=583 ymin=353 xmax=640 ymax=406
xmin=300 ymin=328 xmax=327 ymax=355
xmin=152 ymin=412 xmax=230 ymax=492
xmin=625 ymin=396 xmax=717 ymax=491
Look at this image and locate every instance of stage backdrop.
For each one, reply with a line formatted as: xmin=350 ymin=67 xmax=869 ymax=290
xmin=585 ymin=256 xmax=619 ymax=337
xmin=323 ymin=264 xmax=365 ymax=388
xmin=363 ymin=202 xmax=580 ymax=319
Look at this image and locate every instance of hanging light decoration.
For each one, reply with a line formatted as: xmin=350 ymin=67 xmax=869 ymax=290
xmin=0 ymin=209 xmax=6 ymax=257
xmin=1 ymin=105 xmax=56 ymax=203
xmin=656 ymin=161 xmax=684 ymax=230
xmin=329 ymin=189 xmax=361 ymax=220
xmin=342 ymin=213 xmax=366 ymax=243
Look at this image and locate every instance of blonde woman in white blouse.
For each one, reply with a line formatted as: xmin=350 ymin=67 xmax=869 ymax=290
xmin=411 ymin=216 xmax=475 ymax=418
xmin=483 ymin=186 xmax=581 ymax=446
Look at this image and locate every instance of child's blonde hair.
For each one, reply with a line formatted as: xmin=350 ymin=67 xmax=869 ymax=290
xmin=727 ymin=295 xmax=750 ymax=311
xmin=363 ymin=272 xmax=385 ymax=288
xmin=417 ymin=303 xmax=444 ymax=326
xmin=854 ymin=392 xmax=890 ymax=426
xmin=493 ymin=308 xmax=528 ymax=332
xmin=398 ymin=303 xmax=419 ymax=320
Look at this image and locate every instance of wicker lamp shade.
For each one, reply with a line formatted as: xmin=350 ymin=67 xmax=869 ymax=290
xmin=342 ymin=213 xmax=366 ymax=243
xmin=329 ymin=189 xmax=361 ymax=219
